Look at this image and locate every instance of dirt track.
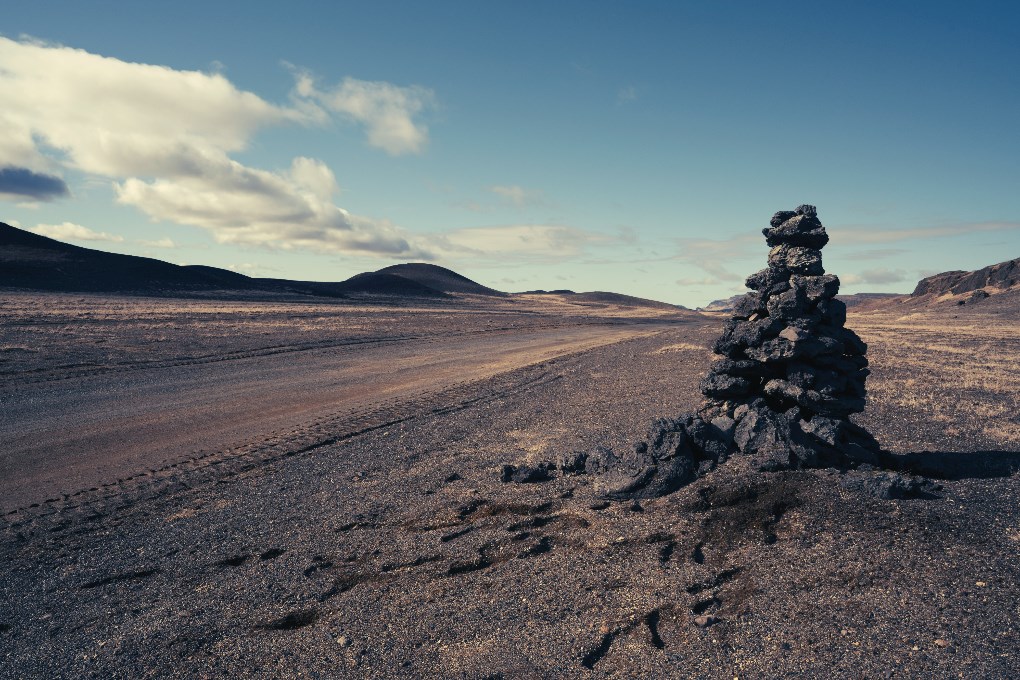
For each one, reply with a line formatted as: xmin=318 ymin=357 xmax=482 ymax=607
xmin=1 ymin=316 xmax=668 ymax=512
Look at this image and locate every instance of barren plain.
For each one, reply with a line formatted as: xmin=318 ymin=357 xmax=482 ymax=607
xmin=1 ymin=291 xmax=1019 ymax=678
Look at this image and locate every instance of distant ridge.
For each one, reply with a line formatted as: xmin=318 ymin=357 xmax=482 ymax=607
xmin=0 ymin=221 xmax=683 ymax=309
xmin=697 ymin=294 xmax=743 ymax=312
xmin=567 ymin=291 xmax=684 ymax=311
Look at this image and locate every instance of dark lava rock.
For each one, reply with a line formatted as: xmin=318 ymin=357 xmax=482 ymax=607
xmin=559 ymin=452 xmax=589 ymax=475
xmin=768 ymin=245 xmax=824 ymax=276
xmin=840 ymin=471 xmax=939 ymax=500
xmin=587 ymin=204 xmax=889 ymax=500
xmin=501 ymin=463 xmax=555 ymax=483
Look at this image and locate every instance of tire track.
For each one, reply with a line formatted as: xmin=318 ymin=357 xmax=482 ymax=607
xmin=2 ymin=363 xmax=564 ymax=536
xmin=2 ymin=320 xmax=653 ymax=388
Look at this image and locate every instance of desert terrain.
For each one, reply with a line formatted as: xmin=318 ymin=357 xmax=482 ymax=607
xmin=1 ymin=290 xmax=1019 ymax=678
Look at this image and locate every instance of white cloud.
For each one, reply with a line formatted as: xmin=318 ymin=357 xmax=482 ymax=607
xmin=0 ymin=37 xmax=435 ymax=257
xmin=489 ymin=184 xmax=544 ymax=207
xmin=431 ymin=224 xmax=612 ymax=262
xmin=293 ymin=70 xmax=435 ymax=155
xmin=0 ymin=37 xmax=303 ymax=178
xmin=29 ymin=222 xmax=124 ymax=243
xmin=139 ymin=237 xmax=176 ymax=248
xmin=116 ymin=156 xmax=429 ymax=257
xmin=671 ymin=234 xmax=759 ymax=282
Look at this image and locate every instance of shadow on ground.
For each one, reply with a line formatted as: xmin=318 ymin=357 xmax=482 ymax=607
xmin=883 ymin=449 xmax=1020 ymax=480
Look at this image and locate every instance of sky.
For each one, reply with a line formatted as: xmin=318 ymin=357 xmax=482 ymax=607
xmin=1 ymin=1 xmax=1018 ymax=307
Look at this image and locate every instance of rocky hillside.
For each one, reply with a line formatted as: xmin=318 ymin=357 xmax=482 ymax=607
xmin=912 ymin=257 xmax=1020 ymax=296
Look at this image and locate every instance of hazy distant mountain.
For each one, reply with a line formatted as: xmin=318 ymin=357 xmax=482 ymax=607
xmin=697 ymin=294 xmax=743 ymax=312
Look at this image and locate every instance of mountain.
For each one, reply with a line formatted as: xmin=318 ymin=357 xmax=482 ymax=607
xmin=697 ymin=294 xmax=743 ymax=312
xmin=911 ymin=257 xmax=1020 ymax=297
xmin=0 ymin=221 xmax=684 ymax=309
xmin=328 ymin=272 xmax=446 ymax=297
xmin=0 ymin=221 xmax=266 ymax=293
xmin=376 ymin=263 xmax=504 ymax=296
xmin=0 ymin=222 xmax=453 ymax=298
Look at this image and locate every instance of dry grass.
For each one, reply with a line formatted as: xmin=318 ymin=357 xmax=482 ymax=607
xmin=655 ymin=342 xmax=708 ymax=353
xmin=851 ymin=310 xmax=1020 ymax=450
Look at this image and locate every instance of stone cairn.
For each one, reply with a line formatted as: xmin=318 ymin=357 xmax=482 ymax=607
xmin=606 ymin=205 xmax=885 ymax=499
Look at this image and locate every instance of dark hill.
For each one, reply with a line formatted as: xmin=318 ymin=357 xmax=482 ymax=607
xmin=376 ymin=263 xmax=504 ymax=296
xmin=567 ymin=291 xmax=684 ymax=311
xmin=911 ymin=257 xmax=1020 ymax=296
xmin=0 ymin=221 xmax=261 ymax=293
xmin=329 ymin=272 xmax=446 ymax=297
xmin=0 ymin=222 xmax=448 ymax=298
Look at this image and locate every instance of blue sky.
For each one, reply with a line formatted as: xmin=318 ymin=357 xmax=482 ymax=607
xmin=1 ymin=1 xmax=1018 ymax=306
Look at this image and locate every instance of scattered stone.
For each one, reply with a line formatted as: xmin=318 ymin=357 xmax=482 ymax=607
xmin=693 ymin=615 xmax=720 ymax=628
xmin=500 ymin=463 xmax=554 ymax=484
xmin=559 ymin=451 xmax=588 ymax=474
xmin=934 ymin=639 xmax=950 ymax=648
xmin=839 ymin=471 xmax=938 ymax=500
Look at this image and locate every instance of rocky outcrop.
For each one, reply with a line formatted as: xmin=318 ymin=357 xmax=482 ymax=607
xmin=602 ymin=205 xmax=885 ymax=499
xmin=911 ymin=257 xmax=1020 ymax=297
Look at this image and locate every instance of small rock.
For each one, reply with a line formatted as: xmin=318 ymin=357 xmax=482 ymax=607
xmin=934 ymin=638 xmax=950 ymax=648
xmin=694 ymin=615 xmax=720 ymax=628
xmin=501 ymin=462 xmax=554 ymax=483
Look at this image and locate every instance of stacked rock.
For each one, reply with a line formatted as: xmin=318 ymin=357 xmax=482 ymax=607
xmin=605 ymin=205 xmax=884 ymax=499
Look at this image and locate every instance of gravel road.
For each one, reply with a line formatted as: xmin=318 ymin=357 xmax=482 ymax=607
xmin=1 ymin=322 xmax=667 ymax=511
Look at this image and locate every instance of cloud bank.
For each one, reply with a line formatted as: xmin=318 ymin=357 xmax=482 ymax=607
xmin=430 ymin=224 xmax=616 ymax=262
xmin=0 ymin=166 xmax=69 ymax=201
xmin=0 ymin=36 xmax=435 ymax=257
